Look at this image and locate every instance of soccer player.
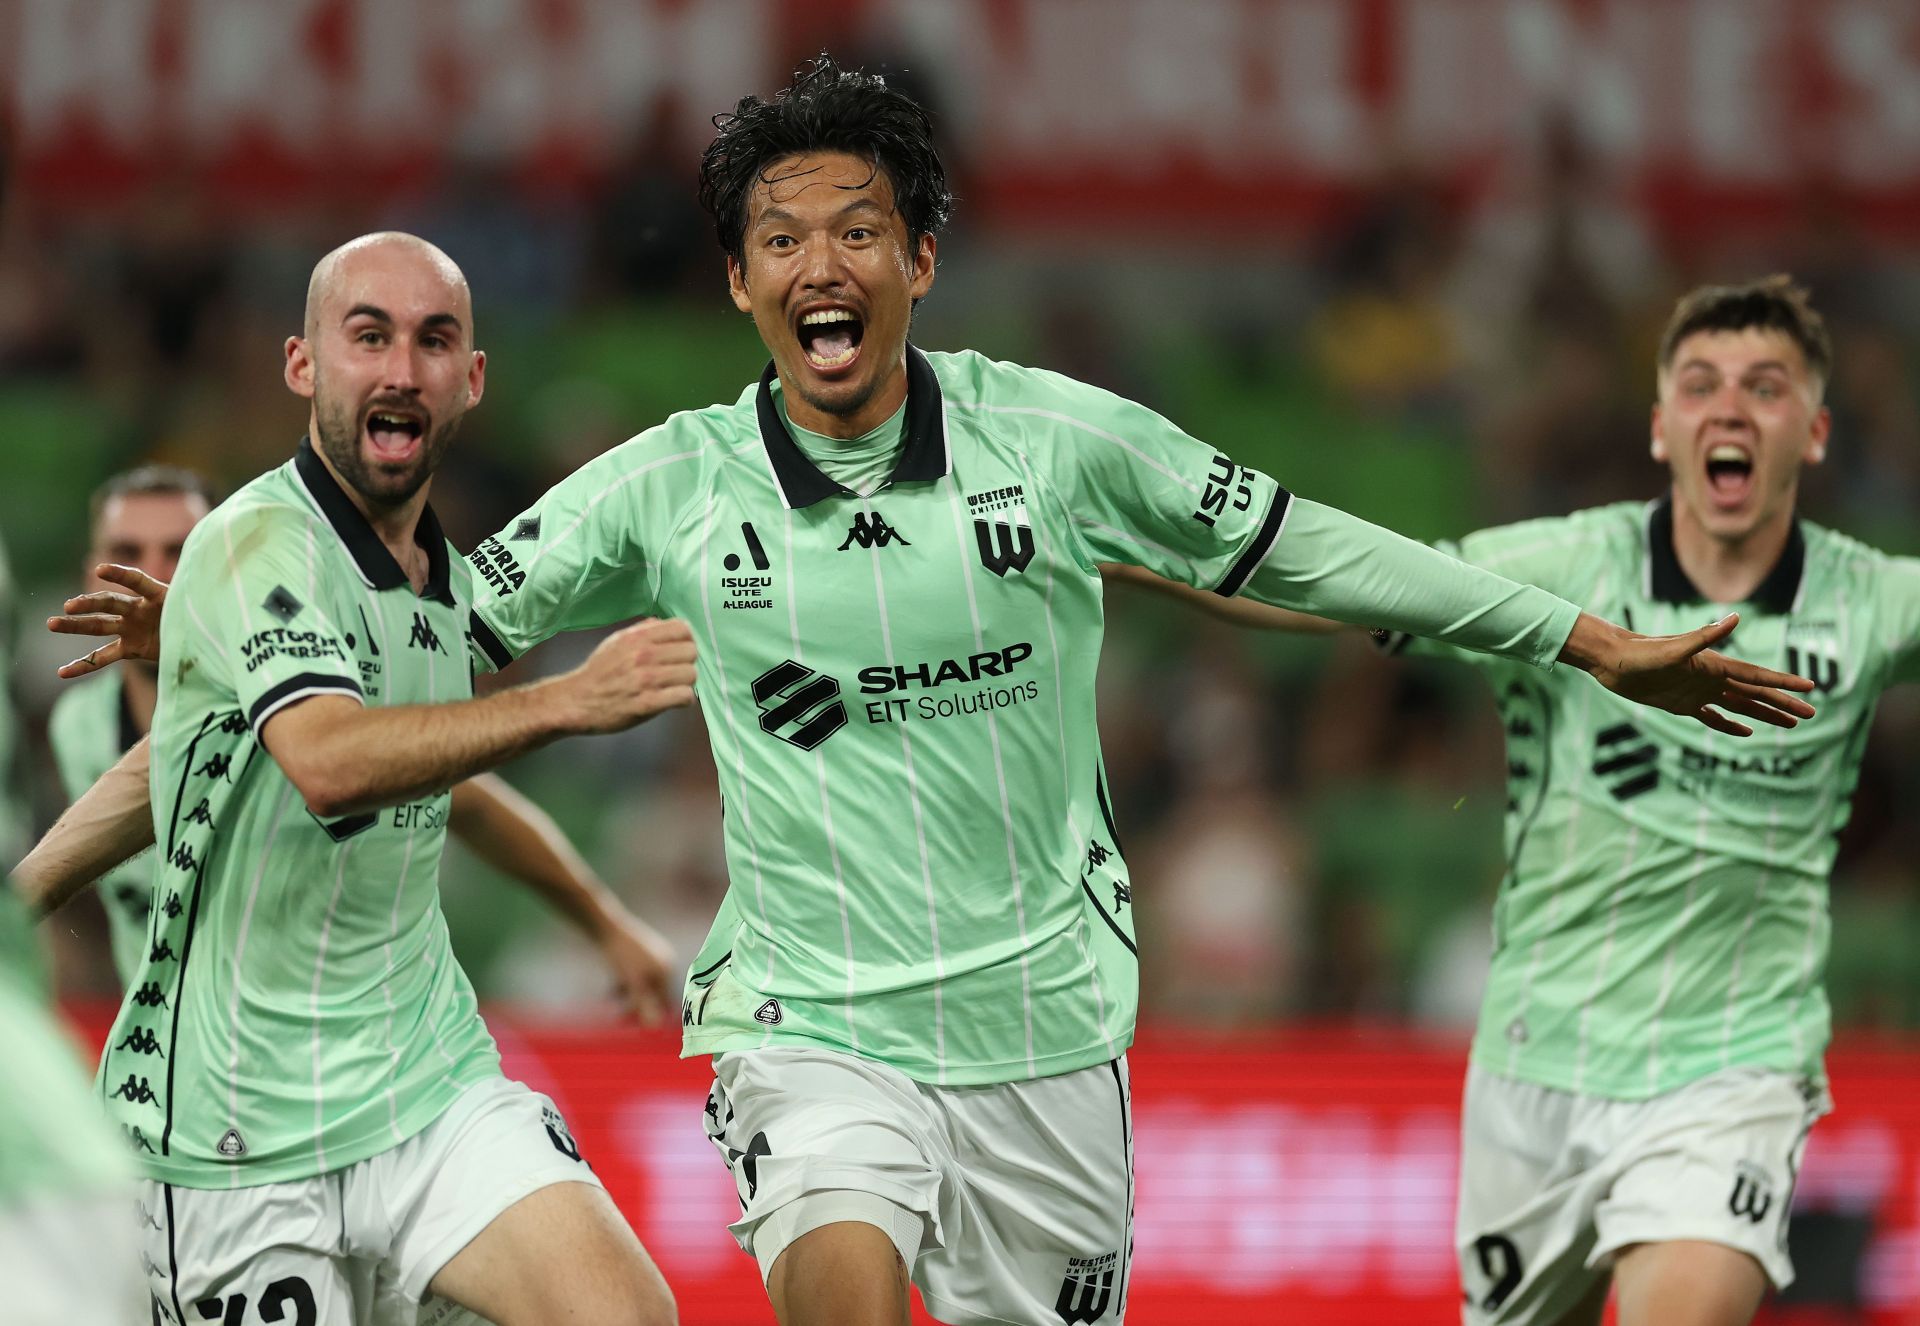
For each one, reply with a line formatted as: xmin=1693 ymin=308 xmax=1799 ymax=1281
xmin=450 ymin=60 xmax=1811 ymax=1326
xmin=38 ymin=66 xmax=1815 ymax=1326
xmin=50 ymin=464 xmax=682 ymax=1015
xmin=18 ymin=233 xmax=689 ymax=1325
xmin=1111 ymin=277 xmax=1900 ymax=1326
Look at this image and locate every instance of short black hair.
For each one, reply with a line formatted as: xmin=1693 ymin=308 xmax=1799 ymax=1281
xmin=698 ymin=53 xmax=953 ymax=266
xmin=89 ymin=464 xmax=219 ymax=536
xmin=1658 ymin=275 xmax=1833 ymax=388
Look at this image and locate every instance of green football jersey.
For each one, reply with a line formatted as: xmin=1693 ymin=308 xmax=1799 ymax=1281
xmin=0 ymin=937 xmax=131 ymax=1204
xmin=99 ymin=440 xmax=499 ymax=1187
xmin=469 ymin=348 xmax=1580 ymax=1086
xmin=1383 ymin=498 xmax=1920 ymax=1098
xmin=48 ymin=671 xmax=156 ymax=986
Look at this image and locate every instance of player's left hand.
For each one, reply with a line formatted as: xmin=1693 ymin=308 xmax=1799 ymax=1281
xmin=48 ymin=563 xmax=169 ymax=677
xmin=594 ymin=908 xmax=678 ymax=1026
xmin=1565 ymin=612 xmax=1817 ymax=737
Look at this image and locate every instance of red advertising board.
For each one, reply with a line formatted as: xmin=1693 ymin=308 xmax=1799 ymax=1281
xmin=8 ymin=0 xmax=1920 ymax=238
xmin=463 ymin=1020 xmax=1919 ymax=1324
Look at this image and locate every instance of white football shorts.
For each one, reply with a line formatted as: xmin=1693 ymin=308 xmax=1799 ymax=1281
xmin=1457 ymin=1063 xmax=1830 ymax=1324
xmin=705 ymin=1045 xmax=1135 ymax=1325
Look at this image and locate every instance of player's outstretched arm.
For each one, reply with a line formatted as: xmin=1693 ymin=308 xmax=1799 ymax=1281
xmin=1099 ymin=563 xmax=1343 ymax=634
xmin=12 ymin=737 xmax=156 ymax=919
xmin=449 ymin=774 xmax=676 ymax=1024
xmin=46 ymin=563 xmax=167 ymax=677
xmin=1557 ymin=612 xmax=1816 ymax=736
xmin=263 ymin=618 xmax=697 ymax=819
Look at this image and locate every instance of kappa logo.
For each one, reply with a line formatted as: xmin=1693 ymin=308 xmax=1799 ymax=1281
xmin=1592 ymin=722 xmax=1660 ymax=800
xmin=751 ymin=661 xmax=848 ymax=750
xmin=838 ymin=511 xmax=910 ymax=551
xmin=974 ymin=515 xmax=1036 ymax=577
xmin=1055 ymin=1253 xmax=1119 ymax=1323
xmin=216 ymin=1128 xmax=247 ymax=1159
xmin=110 ymin=1075 xmax=158 ymax=1105
xmin=408 ymin=611 xmax=446 ymax=654
xmin=115 ymin=1026 xmax=164 ymax=1057
xmin=262 ymin=585 xmax=303 ymax=624
xmin=754 ymin=999 xmax=783 ymax=1025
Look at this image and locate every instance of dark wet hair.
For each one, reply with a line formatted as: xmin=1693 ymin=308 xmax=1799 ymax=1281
xmin=698 ymin=52 xmax=953 ymax=265
xmin=1658 ymin=275 xmax=1833 ymax=387
xmin=89 ymin=464 xmax=219 ymax=535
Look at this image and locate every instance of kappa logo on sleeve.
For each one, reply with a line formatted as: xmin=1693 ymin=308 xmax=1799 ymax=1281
xmin=262 ymin=585 xmax=304 ymax=623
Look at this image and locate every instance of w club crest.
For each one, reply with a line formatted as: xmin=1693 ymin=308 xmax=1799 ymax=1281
xmin=974 ymin=515 xmax=1036 ymax=577
xmin=1055 ymin=1254 xmax=1118 ymax=1323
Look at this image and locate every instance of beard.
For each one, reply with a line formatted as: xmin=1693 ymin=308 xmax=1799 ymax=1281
xmin=312 ymin=386 xmax=463 ymax=512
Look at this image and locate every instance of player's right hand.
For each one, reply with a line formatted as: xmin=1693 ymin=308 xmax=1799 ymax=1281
xmin=48 ymin=563 xmax=169 ymax=677
xmin=560 ymin=618 xmax=697 ymax=733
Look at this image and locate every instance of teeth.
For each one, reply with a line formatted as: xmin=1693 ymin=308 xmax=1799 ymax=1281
xmin=1707 ymin=445 xmax=1750 ymax=464
xmin=800 ymin=309 xmax=856 ymax=326
xmin=806 ymin=345 xmax=859 ymax=369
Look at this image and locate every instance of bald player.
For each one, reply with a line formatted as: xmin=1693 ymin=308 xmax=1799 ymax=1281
xmin=19 ymin=233 xmax=690 ymax=1325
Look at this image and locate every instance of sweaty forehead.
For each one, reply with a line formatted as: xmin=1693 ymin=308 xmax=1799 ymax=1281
xmin=751 ymin=152 xmax=896 ymax=217
xmin=321 ymin=245 xmax=471 ymax=327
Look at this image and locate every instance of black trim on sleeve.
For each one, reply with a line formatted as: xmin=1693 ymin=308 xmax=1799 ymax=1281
xmin=469 ymin=611 xmax=516 ymax=672
xmin=246 ymin=672 xmax=362 ymax=736
xmin=1213 ymin=485 xmax=1292 ymax=598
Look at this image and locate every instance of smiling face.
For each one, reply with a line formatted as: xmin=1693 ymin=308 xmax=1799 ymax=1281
xmin=284 ymin=235 xmax=485 ymax=512
xmin=728 ymin=151 xmax=935 ymax=438
xmin=1652 ymin=327 xmax=1829 ymax=544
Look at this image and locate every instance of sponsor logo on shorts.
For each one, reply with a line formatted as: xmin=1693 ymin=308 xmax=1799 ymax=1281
xmin=1055 ymin=1252 xmax=1119 ymax=1323
xmin=542 ymin=1103 xmax=584 ymax=1164
xmin=1729 ymin=1162 xmax=1774 ymax=1223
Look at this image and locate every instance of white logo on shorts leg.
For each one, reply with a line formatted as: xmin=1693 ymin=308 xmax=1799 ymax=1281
xmin=216 ymin=1128 xmax=246 ymax=1158
xmin=754 ymin=999 xmax=783 ymax=1025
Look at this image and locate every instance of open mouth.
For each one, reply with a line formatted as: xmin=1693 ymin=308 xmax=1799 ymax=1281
xmin=364 ymin=407 xmax=426 ymax=462
xmin=796 ymin=307 xmax=864 ymax=373
xmin=1704 ymin=442 xmax=1754 ymax=508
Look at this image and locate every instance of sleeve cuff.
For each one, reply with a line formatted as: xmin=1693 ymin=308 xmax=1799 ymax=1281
xmin=469 ymin=611 xmax=515 ymax=673
xmin=1213 ymin=484 xmax=1294 ymax=597
xmin=247 ymin=673 xmax=362 ymax=738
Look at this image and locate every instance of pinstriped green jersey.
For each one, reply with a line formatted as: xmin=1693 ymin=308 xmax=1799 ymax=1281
xmin=1383 ymin=499 xmax=1920 ymax=1098
xmin=100 ymin=440 xmax=498 ymax=1187
xmin=469 ymin=347 xmax=1582 ymax=1085
xmin=48 ymin=672 xmax=155 ymax=986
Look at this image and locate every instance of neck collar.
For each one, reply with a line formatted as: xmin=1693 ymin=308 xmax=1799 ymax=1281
xmin=293 ymin=437 xmax=454 ymax=604
xmin=1645 ymin=495 xmax=1804 ymax=615
xmin=755 ymin=344 xmax=949 ymax=509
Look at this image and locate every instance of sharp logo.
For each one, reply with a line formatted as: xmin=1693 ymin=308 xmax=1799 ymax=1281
xmin=858 ymin=642 xmax=1033 ymax=693
xmin=838 ymin=511 xmax=909 ymax=551
xmin=751 ymin=661 xmax=848 ymax=750
xmin=1592 ymin=722 xmax=1660 ymax=800
xmin=974 ymin=515 xmax=1036 ymax=577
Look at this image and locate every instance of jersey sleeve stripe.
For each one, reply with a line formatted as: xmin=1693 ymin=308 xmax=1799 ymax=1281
xmin=945 ymin=400 xmax=1202 ymax=495
xmin=1212 ymin=484 xmax=1293 ymax=597
xmin=468 ymin=611 xmax=515 ymax=670
xmin=246 ymin=673 xmax=363 ymax=738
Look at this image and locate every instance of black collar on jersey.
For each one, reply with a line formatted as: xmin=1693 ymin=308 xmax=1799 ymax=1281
xmin=1645 ymin=495 xmax=1805 ymax=614
xmin=755 ymin=343 xmax=950 ymax=509
xmin=293 ymin=436 xmax=455 ymax=605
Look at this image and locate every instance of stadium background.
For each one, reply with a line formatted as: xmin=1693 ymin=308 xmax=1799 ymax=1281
xmin=5 ymin=1 xmax=1920 ymax=1320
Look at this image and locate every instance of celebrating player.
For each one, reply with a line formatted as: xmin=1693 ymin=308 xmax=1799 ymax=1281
xmin=49 ymin=464 xmax=681 ymax=1015
xmin=37 ymin=63 xmax=1818 ymax=1326
xmin=1113 ymin=276 xmax=1899 ymax=1326
xmin=18 ymin=234 xmax=685 ymax=1325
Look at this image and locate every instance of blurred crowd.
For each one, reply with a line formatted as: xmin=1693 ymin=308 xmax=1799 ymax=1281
xmin=5 ymin=107 xmax=1919 ymax=1034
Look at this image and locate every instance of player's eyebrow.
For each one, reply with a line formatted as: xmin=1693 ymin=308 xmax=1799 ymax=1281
xmin=342 ymin=303 xmax=392 ymax=325
xmin=341 ymin=305 xmax=464 ymax=338
xmin=753 ymin=197 xmax=890 ymax=233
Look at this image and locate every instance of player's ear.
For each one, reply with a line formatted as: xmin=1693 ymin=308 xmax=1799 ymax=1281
xmin=728 ymin=256 xmax=752 ymax=314
xmin=284 ymin=336 xmax=315 ymax=399
xmin=466 ymin=349 xmax=486 ymax=411
xmin=909 ymin=233 xmax=936 ymax=301
xmin=1806 ymin=404 xmax=1831 ymax=466
xmin=1649 ymin=403 xmax=1668 ymax=463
